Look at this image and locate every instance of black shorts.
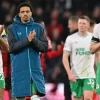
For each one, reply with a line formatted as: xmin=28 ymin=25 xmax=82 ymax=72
xmin=5 ymin=77 xmax=11 ymax=90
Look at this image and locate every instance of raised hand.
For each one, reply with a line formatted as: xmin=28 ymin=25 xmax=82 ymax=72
xmin=28 ymin=30 xmax=36 ymax=42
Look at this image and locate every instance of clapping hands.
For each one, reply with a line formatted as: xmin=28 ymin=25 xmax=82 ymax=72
xmin=28 ymin=30 xmax=36 ymax=42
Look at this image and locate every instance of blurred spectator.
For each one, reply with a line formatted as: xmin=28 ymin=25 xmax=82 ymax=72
xmin=88 ymin=19 xmax=96 ymax=33
xmin=65 ymin=0 xmax=72 ymax=9
xmin=0 ymin=0 xmax=10 ymax=24
xmin=47 ymin=9 xmax=63 ymax=43
xmin=4 ymin=14 xmax=13 ymax=23
xmin=92 ymin=5 xmax=100 ymax=23
xmin=31 ymin=0 xmax=46 ymax=9
xmin=75 ymin=10 xmax=83 ymax=17
xmin=61 ymin=9 xmax=72 ymax=42
xmin=34 ymin=7 xmax=44 ymax=22
xmin=68 ymin=15 xmax=79 ymax=34
xmin=40 ymin=21 xmax=63 ymax=75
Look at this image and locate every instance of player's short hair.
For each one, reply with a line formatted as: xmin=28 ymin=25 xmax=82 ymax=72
xmin=79 ymin=16 xmax=90 ymax=23
xmin=68 ymin=16 xmax=79 ymax=23
xmin=17 ymin=2 xmax=33 ymax=13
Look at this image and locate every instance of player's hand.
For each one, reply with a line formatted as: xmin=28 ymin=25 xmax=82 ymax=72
xmin=28 ymin=30 xmax=36 ymax=42
xmin=61 ymin=41 xmax=64 ymax=46
xmin=68 ymin=72 xmax=76 ymax=82
xmin=0 ymin=25 xmax=4 ymax=35
xmin=57 ymin=41 xmax=64 ymax=50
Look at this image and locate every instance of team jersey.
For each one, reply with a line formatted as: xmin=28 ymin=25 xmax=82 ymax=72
xmin=91 ymin=23 xmax=100 ymax=43
xmin=64 ymin=32 xmax=95 ymax=79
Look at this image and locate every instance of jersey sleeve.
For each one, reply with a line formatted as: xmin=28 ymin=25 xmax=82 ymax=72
xmin=64 ymin=36 xmax=72 ymax=52
xmin=91 ymin=24 xmax=100 ymax=43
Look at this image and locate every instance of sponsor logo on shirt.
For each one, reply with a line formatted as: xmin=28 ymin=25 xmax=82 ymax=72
xmin=76 ymin=48 xmax=90 ymax=55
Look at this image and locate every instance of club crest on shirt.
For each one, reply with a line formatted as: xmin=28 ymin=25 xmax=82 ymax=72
xmin=17 ymin=32 xmax=21 ymax=35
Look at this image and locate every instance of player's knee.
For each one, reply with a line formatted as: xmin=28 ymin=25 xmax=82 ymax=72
xmin=31 ymin=95 xmax=40 ymax=100
xmin=0 ymin=92 xmax=4 ymax=100
xmin=0 ymin=96 xmax=3 ymax=100
xmin=84 ymin=96 xmax=92 ymax=100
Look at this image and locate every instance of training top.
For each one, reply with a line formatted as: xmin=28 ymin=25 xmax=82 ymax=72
xmin=64 ymin=32 xmax=95 ymax=79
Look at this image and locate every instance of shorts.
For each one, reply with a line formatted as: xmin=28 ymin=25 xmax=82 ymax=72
xmin=31 ymin=80 xmax=38 ymax=93
xmin=96 ymin=62 xmax=100 ymax=95
xmin=5 ymin=77 xmax=11 ymax=90
xmin=0 ymin=73 xmax=5 ymax=88
xmin=70 ymin=78 xmax=95 ymax=98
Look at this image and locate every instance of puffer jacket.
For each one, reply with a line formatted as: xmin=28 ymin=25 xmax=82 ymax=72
xmin=7 ymin=15 xmax=48 ymax=97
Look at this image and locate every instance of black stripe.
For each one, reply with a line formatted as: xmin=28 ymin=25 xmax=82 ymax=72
xmin=91 ymin=37 xmax=99 ymax=43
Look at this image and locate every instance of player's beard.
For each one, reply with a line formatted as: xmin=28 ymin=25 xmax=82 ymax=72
xmin=24 ymin=19 xmax=29 ymax=23
xmin=23 ymin=16 xmax=29 ymax=23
